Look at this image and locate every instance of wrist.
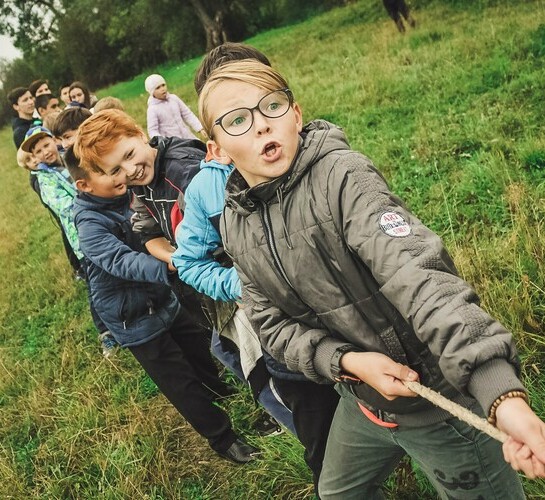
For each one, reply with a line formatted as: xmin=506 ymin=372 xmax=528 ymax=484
xmin=488 ymin=390 xmax=528 ymax=426
xmin=331 ymin=345 xmax=361 ymax=383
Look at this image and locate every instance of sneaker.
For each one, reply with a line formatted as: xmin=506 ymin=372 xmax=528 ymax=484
xmin=254 ymin=414 xmax=283 ymax=437
xmin=99 ymin=331 xmax=118 ymax=359
xmin=74 ymin=267 xmax=87 ymax=281
xmin=216 ymin=438 xmax=260 ymax=464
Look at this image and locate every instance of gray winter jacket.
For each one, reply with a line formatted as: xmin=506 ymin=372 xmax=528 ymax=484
xmin=222 ymin=120 xmax=524 ymax=426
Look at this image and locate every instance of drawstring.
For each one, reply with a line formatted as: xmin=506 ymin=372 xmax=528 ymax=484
xmin=277 ymin=186 xmax=293 ymax=249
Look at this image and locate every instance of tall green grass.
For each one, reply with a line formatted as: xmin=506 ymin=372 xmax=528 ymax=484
xmin=2 ymin=0 xmax=545 ymax=497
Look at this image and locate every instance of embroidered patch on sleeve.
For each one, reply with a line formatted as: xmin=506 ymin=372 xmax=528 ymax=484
xmin=379 ymin=212 xmax=411 ymax=237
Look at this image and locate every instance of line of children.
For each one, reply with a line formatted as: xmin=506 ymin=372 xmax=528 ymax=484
xmin=10 ymin=45 xmax=545 ymax=498
xmin=74 ymin=103 xmax=292 ymax=436
xmin=67 ymin=128 xmax=258 ymax=463
xmin=198 ymin=58 xmax=545 ymax=498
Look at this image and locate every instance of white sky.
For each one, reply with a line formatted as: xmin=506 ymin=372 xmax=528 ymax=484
xmin=0 ymin=35 xmax=22 ymax=61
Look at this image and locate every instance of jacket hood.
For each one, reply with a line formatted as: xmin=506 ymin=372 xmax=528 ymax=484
xmin=225 ymin=120 xmax=350 ymax=216
xmin=73 ymin=191 xmax=131 ymax=216
xmin=199 ymin=158 xmax=234 ymax=173
xmin=148 ymin=135 xmax=207 ymax=188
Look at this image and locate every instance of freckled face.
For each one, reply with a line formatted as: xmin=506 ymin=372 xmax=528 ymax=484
xmin=99 ymin=134 xmax=158 ymax=186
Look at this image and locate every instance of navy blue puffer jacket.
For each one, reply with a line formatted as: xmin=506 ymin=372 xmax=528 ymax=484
xmin=73 ymin=191 xmax=179 ymax=347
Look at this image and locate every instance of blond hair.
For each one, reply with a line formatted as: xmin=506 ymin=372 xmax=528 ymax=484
xmin=199 ymin=60 xmax=290 ymax=138
xmin=94 ymin=96 xmax=124 ymax=113
xmin=74 ymin=109 xmax=143 ymax=172
xmin=16 ymin=147 xmax=35 ymax=171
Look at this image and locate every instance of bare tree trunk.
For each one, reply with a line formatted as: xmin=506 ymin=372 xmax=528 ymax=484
xmin=187 ymin=0 xmax=228 ymax=51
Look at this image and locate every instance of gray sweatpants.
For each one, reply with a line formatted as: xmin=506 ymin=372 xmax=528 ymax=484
xmin=319 ymin=389 xmax=525 ymax=499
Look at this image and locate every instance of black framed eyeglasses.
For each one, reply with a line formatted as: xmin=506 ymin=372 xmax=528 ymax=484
xmin=213 ymin=88 xmax=293 ymax=137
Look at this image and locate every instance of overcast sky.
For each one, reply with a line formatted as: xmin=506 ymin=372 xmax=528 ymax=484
xmin=0 ymin=35 xmax=22 ymax=61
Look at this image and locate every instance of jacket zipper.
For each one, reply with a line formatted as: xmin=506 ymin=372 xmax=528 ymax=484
xmin=260 ymin=200 xmax=294 ymax=288
xmin=148 ymin=186 xmax=173 ymax=243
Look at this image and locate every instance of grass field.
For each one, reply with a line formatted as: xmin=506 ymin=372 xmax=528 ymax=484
xmin=2 ymin=0 xmax=545 ymax=497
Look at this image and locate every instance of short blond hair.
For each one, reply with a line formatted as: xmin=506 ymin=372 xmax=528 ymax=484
xmin=16 ymin=147 xmax=35 ymax=171
xmin=74 ymin=109 xmax=143 ymax=172
xmin=94 ymin=96 xmax=124 ymax=113
xmin=199 ymin=60 xmax=290 ymax=138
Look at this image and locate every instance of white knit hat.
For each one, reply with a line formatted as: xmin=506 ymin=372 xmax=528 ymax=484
xmin=145 ymin=74 xmax=166 ymax=96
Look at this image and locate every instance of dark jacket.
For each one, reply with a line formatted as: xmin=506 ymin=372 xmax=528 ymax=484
xmin=222 ymin=120 xmax=524 ymax=425
xmin=131 ymin=136 xmax=206 ymax=247
xmin=12 ymin=116 xmax=42 ymax=149
xmin=73 ymin=191 xmax=179 ymax=347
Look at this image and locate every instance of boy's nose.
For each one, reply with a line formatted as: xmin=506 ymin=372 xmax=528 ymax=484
xmin=254 ymin=112 xmax=271 ymax=135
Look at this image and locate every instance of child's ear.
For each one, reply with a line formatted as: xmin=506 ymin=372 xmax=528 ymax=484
xmin=207 ymin=139 xmax=232 ymax=165
xmin=293 ymin=102 xmax=303 ymax=133
xmin=76 ymin=178 xmax=92 ymax=193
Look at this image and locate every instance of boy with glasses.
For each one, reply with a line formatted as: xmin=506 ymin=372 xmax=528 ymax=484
xmin=199 ymin=59 xmax=545 ymax=498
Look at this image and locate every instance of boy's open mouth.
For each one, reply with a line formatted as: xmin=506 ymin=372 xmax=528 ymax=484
xmin=261 ymin=142 xmax=281 ymax=160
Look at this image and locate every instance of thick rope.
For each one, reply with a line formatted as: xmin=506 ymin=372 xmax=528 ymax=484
xmin=403 ymin=380 xmax=508 ymax=443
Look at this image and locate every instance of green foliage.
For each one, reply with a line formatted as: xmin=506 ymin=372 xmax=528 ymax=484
xmin=2 ymin=0 xmax=545 ymax=497
xmin=523 ymin=150 xmax=545 ymax=171
xmin=0 ymin=0 xmax=348 ymax=125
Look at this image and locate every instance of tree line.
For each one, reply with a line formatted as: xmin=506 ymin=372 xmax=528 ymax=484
xmin=0 ymin=0 xmax=349 ymax=128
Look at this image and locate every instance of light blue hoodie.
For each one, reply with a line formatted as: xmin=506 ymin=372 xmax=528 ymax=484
xmin=172 ymin=159 xmax=241 ymax=302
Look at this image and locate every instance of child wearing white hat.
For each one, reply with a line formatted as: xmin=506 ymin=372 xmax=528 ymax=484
xmin=145 ymin=73 xmax=205 ymax=140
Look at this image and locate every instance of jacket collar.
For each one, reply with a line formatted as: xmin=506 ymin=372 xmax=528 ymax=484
xmin=147 ymin=93 xmax=171 ymax=106
xmin=76 ymin=191 xmax=131 ymax=211
xmin=225 ymin=120 xmax=349 ymax=215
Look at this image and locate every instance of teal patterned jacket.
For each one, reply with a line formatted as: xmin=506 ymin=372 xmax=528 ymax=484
xmin=31 ymin=163 xmax=82 ymax=260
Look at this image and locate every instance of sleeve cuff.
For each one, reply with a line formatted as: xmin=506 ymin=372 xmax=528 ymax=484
xmin=313 ymin=337 xmax=357 ymax=380
xmin=467 ymin=358 xmax=526 ymax=414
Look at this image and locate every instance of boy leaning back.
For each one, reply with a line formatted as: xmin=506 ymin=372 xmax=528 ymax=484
xmin=75 ymin=109 xmax=210 ymax=330
xmin=66 ymin=144 xmax=259 ymax=463
xmin=72 ymin=111 xmax=259 ymax=464
xmin=199 ymin=60 xmax=545 ymax=498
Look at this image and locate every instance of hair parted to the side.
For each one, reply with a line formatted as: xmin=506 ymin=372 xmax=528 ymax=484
xmin=51 ymin=107 xmax=93 ymax=137
xmin=74 ymin=109 xmax=144 ymax=173
xmin=64 ymin=145 xmax=88 ymax=181
xmin=194 ymin=42 xmax=271 ymax=95
xmin=199 ymin=60 xmax=290 ymax=138
xmin=7 ymin=87 xmax=29 ymax=106
xmin=29 ymin=79 xmax=49 ymax=97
